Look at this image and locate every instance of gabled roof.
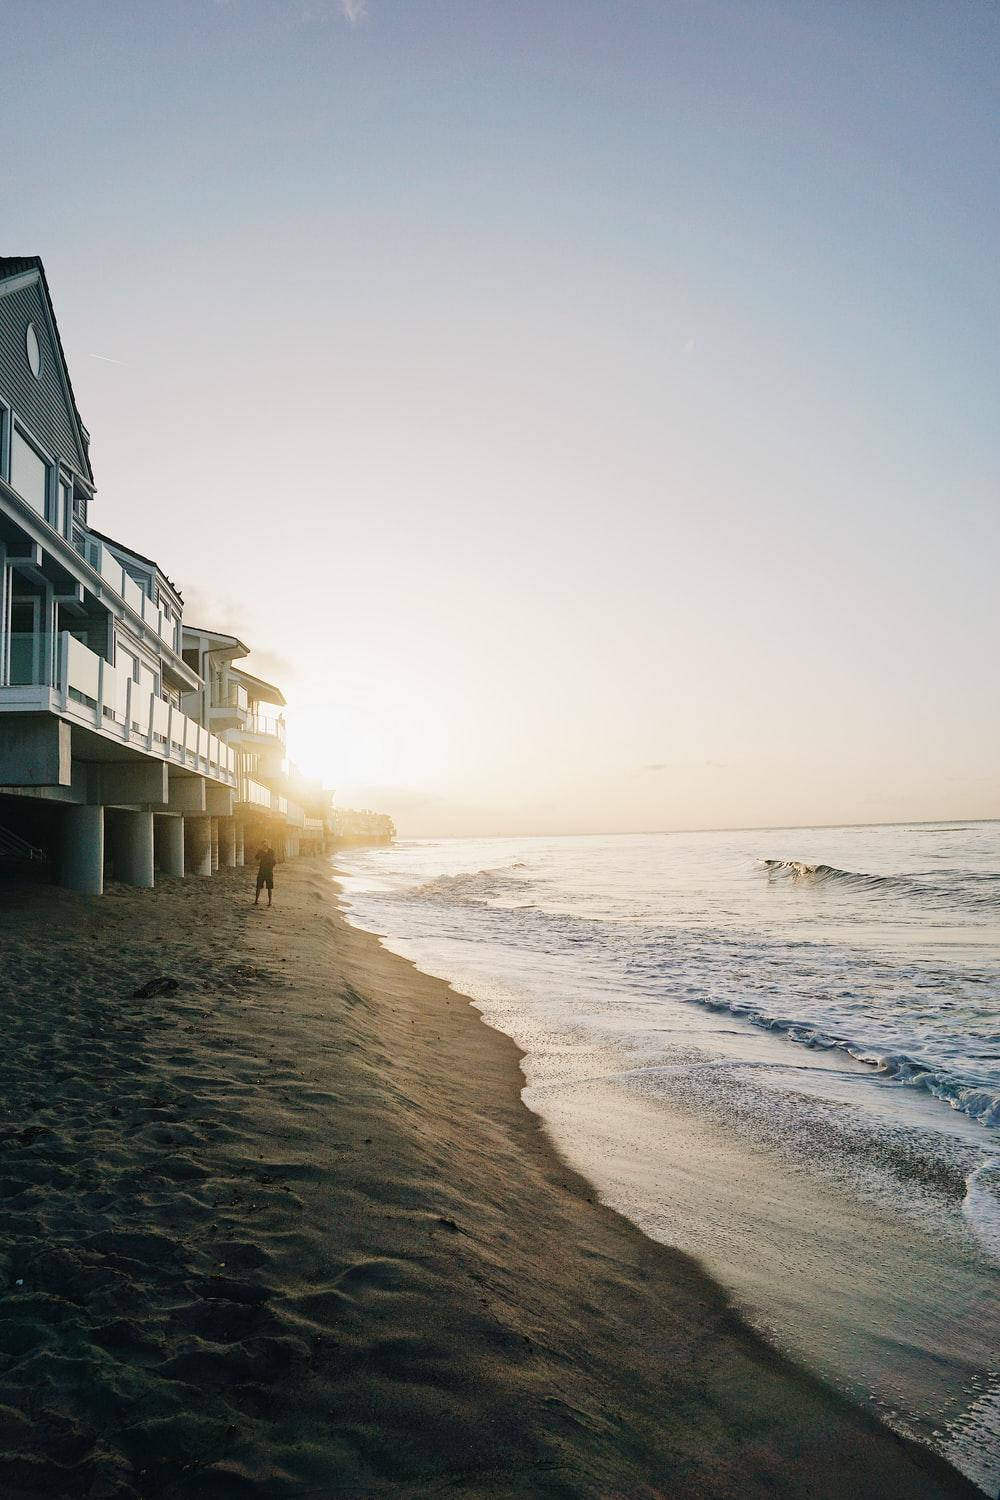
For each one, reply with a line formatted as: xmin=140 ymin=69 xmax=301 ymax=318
xmin=0 ymin=255 xmax=93 ymax=484
xmin=183 ymin=626 xmax=251 ymax=660
xmin=90 ymin=527 xmax=184 ymax=605
xmin=231 ymin=666 xmax=286 ymax=708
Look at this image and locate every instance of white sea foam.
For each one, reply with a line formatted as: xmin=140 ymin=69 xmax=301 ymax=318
xmin=963 ymin=1157 xmax=1000 ymax=1265
xmin=336 ymin=822 xmax=1000 ymax=1491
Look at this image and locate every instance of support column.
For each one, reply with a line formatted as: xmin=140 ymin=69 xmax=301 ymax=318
xmin=156 ymin=814 xmax=185 ymax=877
xmin=185 ymin=814 xmax=212 ymax=876
xmin=219 ymin=817 xmax=237 ymax=868
xmin=113 ymin=810 xmax=155 ymax=889
xmin=61 ymin=804 xmax=105 ymax=895
xmin=210 ymin=817 xmax=220 ymax=873
xmin=235 ymin=824 xmax=245 ymax=867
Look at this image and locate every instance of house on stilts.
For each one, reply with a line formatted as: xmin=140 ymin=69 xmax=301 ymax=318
xmin=0 ymin=255 xmax=330 ymax=891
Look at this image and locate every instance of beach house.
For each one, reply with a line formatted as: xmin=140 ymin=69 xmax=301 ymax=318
xmin=180 ymin=626 xmax=329 ymax=862
xmin=0 ymin=255 xmax=319 ymax=892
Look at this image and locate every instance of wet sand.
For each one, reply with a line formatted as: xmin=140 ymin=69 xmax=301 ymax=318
xmin=0 ymin=857 xmax=983 ymax=1497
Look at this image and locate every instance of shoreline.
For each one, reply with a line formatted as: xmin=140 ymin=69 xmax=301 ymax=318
xmin=0 ymin=857 xmax=984 ymax=1497
xmin=332 ymin=828 xmax=1000 ymax=1494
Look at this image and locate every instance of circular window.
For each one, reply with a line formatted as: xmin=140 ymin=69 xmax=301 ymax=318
xmin=25 ymin=322 xmax=41 ymax=379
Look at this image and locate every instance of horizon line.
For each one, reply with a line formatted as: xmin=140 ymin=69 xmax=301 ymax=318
xmin=390 ymin=814 xmax=1000 ymax=842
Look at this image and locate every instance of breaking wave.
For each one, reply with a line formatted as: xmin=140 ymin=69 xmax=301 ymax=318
xmin=400 ymin=865 xmax=1000 ymax=1132
xmin=685 ymin=989 xmax=1000 ymax=1129
xmin=408 ymin=867 xmax=536 ymax=907
xmin=763 ymin=858 xmax=1000 ymax=912
xmin=356 ymin=839 xmax=1000 ymax=1138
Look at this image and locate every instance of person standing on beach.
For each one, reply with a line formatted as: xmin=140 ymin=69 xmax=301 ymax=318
xmin=254 ymin=844 xmax=276 ymax=906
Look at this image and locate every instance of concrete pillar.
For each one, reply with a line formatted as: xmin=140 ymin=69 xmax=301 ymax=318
xmin=112 ymin=810 xmax=155 ymax=889
xmin=156 ymin=814 xmax=185 ymax=877
xmin=210 ymin=817 xmax=219 ymax=874
xmin=219 ymin=817 xmax=237 ymax=868
xmin=185 ymin=814 xmax=212 ymax=876
xmin=235 ymin=825 xmax=245 ymax=867
xmin=61 ymin=804 xmax=104 ymax=895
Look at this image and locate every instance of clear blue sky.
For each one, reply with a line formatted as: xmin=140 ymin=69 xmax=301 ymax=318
xmin=5 ymin=1 xmax=999 ymax=833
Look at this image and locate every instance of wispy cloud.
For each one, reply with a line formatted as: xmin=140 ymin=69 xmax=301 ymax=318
xmin=212 ymin=0 xmax=368 ymax=21
xmin=244 ymin=645 xmax=299 ymax=686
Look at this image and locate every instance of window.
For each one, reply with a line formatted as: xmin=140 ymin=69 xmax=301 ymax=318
xmin=10 ymin=426 xmax=49 ymax=516
xmin=139 ymin=662 xmax=159 ymax=701
xmin=59 ymin=478 xmax=72 ymax=538
xmin=116 ymin=644 xmax=139 ymax=682
xmin=25 ymin=323 xmax=41 ymax=378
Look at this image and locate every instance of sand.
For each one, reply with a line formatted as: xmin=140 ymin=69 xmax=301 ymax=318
xmin=0 ymin=856 xmax=983 ymax=1498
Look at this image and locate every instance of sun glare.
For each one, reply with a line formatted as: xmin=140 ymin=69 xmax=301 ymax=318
xmin=284 ymin=680 xmax=449 ymax=794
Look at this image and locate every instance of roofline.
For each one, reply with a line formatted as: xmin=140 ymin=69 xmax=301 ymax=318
xmin=89 ymin=527 xmax=184 ymax=604
xmin=182 ymin=625 xmax=252 ymax=658
xmin=0 ymin=256 xmax=94 ymax=485
xmin=230 ymin=665 xmax=287 ymax=707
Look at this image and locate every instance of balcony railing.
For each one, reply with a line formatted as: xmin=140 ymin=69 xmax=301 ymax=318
xmin=245 ymin=711 xmax=285 ymax=745
xmin=239 ymin=776 xmax=273 ymax=809
xmin=216 ymin=682 xmax=249 ymax=714
xmin=236 ymin=775 xmax=296 ymax=819
xmin=38 ymin=633 xmax=237 ymax=786
xmin=81 ymin=536 xmax=182 ymax=655
xmin=8 ymin=632 xmax=56 ymax=687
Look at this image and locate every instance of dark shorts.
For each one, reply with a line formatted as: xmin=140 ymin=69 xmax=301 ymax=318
xmin=256 ymin=872 xmax=273 ymax=890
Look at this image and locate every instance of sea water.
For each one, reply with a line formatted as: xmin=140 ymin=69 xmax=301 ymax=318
xmin=335 ymin=824 xmax=1000 ymax=1494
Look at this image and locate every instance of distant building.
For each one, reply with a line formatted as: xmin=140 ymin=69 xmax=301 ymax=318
xmin=331 ymin=807 xmax=396 ymax=845
xmin=0 ymin=255 xmax=328 ymax=890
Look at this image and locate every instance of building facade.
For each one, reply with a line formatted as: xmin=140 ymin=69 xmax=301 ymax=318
xmin=0 ymin=256 xmax=328 ymax=891
xmin=180 ymin=627 xmax=328 ymax=860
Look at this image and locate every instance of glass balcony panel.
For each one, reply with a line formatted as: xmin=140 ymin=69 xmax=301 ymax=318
xmin=9 ymin=633 xmax=54 ymax=686
xmin=246 ymin=712 xmax=286 ymax=744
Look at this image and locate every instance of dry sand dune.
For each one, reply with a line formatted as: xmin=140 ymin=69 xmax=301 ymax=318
xmin=0 ymin=858 xmax=982 ymax=1498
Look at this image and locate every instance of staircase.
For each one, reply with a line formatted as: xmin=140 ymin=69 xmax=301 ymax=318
xmin=0 ymin=823 xmax=50 ymax=873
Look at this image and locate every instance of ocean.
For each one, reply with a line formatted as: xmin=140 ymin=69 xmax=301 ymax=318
xmin=335 ymin=822 xmax=1000 ymax=1495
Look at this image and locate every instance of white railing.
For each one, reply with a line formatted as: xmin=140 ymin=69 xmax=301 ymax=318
xmin=87 ymin=538 xmax=180 ymax=656
xmin=239 ymin=777 xmax=272 ymax=809
xmin=59 ymin=634 xmax=236 ymax=786
xmin=245 ymin=712 xmax=286 ymax=745
xmin=236 ymin=778 xmax=298 ymax=823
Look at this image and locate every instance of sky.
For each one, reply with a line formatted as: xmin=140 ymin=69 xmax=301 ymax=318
xmin=4 ymin=0 xmax=999 ymax=835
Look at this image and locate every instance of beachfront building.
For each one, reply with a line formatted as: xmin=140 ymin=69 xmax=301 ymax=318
xmin=180 ymin=627 xmax=329 ymax=862
xmin=0 ymin=255 xmax=243 ymax=893
xmin=0 ymin=255 xmax=334 ymax=892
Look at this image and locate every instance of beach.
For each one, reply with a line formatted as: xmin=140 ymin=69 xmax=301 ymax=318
xmin=0 ymin=857 xmax=984 ymax=1499
xmin=333 ymin=828 xmax=1000 ymax=1492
